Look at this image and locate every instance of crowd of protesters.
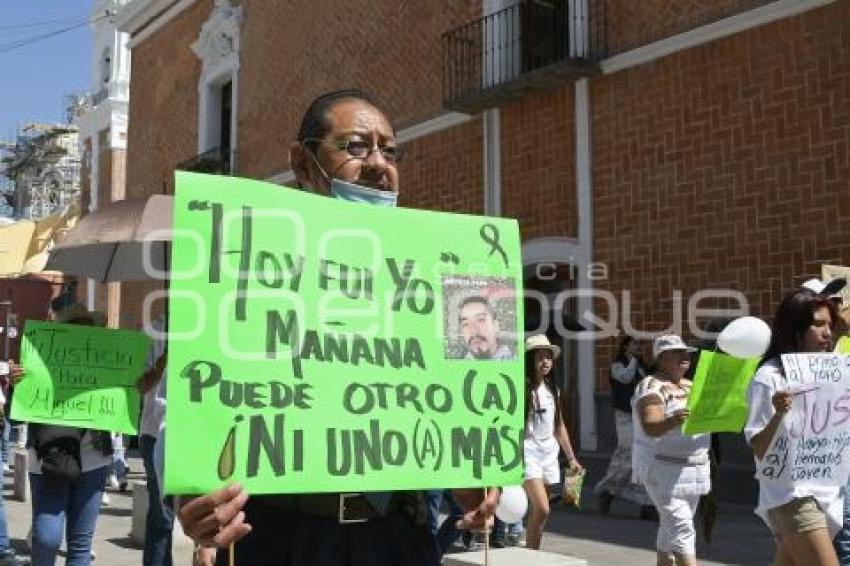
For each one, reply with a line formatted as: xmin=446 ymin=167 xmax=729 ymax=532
xmin=593 ymin=278 xmax=850 ymax=566
xmin=0 ymin=89 xmax=848 ymax=566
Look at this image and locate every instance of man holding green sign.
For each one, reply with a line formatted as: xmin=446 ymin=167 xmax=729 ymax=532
xmin=174 ymin=91 xmax=511 ymax=566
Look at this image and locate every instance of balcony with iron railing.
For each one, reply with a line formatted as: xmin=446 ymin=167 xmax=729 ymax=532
xmin=176 ymin=146 xmax=233 ymax=175
xmin=442 ymin=0 xmax=607 ymax=113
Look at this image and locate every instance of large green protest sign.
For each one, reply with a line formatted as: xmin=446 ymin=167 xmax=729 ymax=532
xmin=11 ymin=321 xmax=149 ymax=434
xmin=683 ymin=350 xmax=760 ymax=435
xmin=165 ymin=172 xmax=524 ymax=494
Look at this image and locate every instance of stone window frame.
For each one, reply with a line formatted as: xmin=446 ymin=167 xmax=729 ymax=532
xmin=192 ymin=0 xmax=242 ymax=172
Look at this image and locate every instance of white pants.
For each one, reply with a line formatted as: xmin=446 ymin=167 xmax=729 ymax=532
xmin=646 ymin=487 xmax=701 ymax=555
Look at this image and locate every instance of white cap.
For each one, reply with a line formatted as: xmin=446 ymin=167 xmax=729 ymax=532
xmin=652 ymin=334 xmax=696 ymax=359
xmin=801 ymin=277 xmax=846 ymax=298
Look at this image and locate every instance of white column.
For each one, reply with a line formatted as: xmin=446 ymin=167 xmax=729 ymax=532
xmin=575 ymin=78 xmax=596 ymax=451
xmin=90 ymin=134 xmax=99 ymax=212
xmin=483 ymin=109 xmax=501 ymax=216
xmin=86 ymin=278 xmax=96 ymax=311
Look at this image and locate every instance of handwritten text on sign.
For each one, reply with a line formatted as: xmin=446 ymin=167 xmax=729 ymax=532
xmin=166 ymin=172 xmax=524 ymax=494
xmin=758 ymin=353 xmax=850 ymax=487
xmin=11 ymin=321 xmax=150 ymax=434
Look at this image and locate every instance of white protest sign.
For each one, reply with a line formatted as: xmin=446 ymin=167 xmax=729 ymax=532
xmin=757 ymin=353 xmax=850 ymax=487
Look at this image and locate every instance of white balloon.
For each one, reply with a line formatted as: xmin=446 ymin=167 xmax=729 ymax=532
xmin=717 ymin=316 xmax=771 ymax=359
xmin=495 ymin=486 xmax=528 ymax=524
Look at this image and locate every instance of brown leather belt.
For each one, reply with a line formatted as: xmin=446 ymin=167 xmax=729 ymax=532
xmin=266 ymin=493 xmax=380 ymax=524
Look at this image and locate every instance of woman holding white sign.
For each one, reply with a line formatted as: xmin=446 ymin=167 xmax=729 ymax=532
xmin=633 ymin=334 xmax=709 ymax=566
xmin=745 ymin=289 xmax=842 ymax=566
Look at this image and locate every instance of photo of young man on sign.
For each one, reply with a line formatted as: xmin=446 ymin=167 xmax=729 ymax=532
xmin=442 ymin=276 xmax=518 ymax=361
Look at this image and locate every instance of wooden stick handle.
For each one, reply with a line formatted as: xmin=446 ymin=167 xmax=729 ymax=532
xmin=483 ymin=487 xmax=490 ymax=566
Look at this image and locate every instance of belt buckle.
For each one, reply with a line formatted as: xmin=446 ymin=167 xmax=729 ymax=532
xmin=338 ymin=493 xmax=369 ymax=524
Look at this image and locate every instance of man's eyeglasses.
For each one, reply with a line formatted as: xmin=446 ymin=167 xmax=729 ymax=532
xmin=304 ymin=138 xmax=405 ymax=163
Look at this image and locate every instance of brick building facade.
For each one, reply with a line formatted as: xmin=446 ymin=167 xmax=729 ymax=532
xmin=113 ymin=0 xmax=850 ymax=500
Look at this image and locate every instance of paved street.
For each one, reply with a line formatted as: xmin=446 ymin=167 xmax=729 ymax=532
xmin=2 ymin=453 xmax=194 ymax=566
xmin=440 ymin=490 xmax=774 ymax=565
xmin=528 ymin=497 xmax=774 ymax=565
xmin=2 ymin=453 xmax=775 ymax=565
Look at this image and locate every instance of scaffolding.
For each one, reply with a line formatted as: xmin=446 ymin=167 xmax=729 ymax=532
xmin=0 ymin=122 xmax=81 ymax=220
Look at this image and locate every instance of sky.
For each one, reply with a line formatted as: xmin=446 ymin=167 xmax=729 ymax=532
xmin=0 ymin=2 xmax=94 ymax=142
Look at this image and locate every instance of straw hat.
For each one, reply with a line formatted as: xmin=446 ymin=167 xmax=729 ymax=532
xmin=525 ymin=334 xmax=561 ymax=359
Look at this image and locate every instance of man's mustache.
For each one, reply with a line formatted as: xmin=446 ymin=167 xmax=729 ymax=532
xmin=466 ymin=335 xmax=488 ymax=347
xmin=358 ymin=175 xmax=390 ymax=191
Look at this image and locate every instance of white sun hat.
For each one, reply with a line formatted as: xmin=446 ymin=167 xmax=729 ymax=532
xmin=525 ymin=334 xmax=561 ymax=359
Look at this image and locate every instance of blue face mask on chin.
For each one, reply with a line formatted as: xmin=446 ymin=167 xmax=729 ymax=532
xmin=330 ymin=178 xmax=398 ymax=207
xmin=304 ymin=147 xmax=398 ymax=207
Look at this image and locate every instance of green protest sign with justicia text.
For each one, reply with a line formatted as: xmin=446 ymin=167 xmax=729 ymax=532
xmin=12 ymin=321 xmax=149 ymax=434
xmin=165 ymin=172 xmax=525 ymax=494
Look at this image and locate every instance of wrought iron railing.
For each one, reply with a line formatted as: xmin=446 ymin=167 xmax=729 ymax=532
xmin=442 ymin=0 xmax=607 ymax=110
xmin=176 ymin=146 xmax=232 ymax=175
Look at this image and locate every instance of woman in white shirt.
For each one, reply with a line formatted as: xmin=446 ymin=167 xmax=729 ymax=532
xmin=633 ymin=335 xmax=709 ymax=566
xmin=745 ymin=289 xmax=841 ymax=565
xmin=523 ymin=334 xmax=582 ymax=550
